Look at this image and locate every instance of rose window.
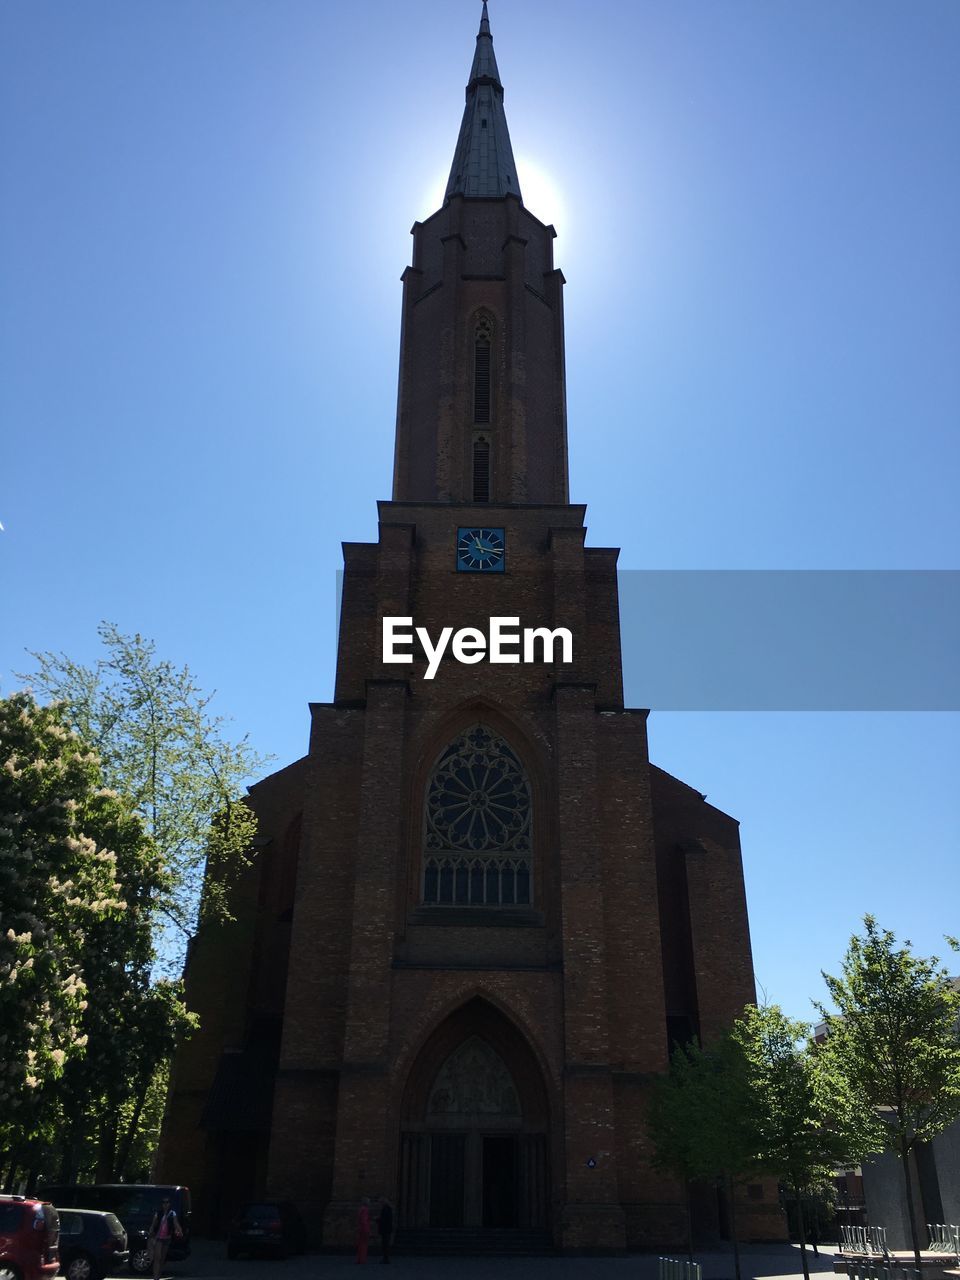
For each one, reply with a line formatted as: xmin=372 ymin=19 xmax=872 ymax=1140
xmin=422 ymin=725 xmax=532 ymax=906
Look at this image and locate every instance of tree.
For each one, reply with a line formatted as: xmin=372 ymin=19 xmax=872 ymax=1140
xmin=13 ymin=626 xmax=264 ymax=1182
xmin=818 ymin=917 xmax=960 ymax=1268
xmin=648 ymin=1033 xmax=760 ymax=1280
xmin=23 ymin=622 xmax=267 ymax=972
xmin=647 ymin=1042 xmax=705 ymax=1263
xmin=0 ymin=694 xmax=151 ymax=1176
xmin=733 ymin=1004 xmax=877 ymax=1280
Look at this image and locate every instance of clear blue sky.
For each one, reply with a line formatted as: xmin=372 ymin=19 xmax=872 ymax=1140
xmin=2 ymin=1 xmax=958 ymax=1022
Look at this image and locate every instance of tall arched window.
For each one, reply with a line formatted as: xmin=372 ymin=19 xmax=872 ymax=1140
xmin=422 ymin=725 xmax=532 ymax=907
xmin=473 ymin=316 xmax=493 ymax=424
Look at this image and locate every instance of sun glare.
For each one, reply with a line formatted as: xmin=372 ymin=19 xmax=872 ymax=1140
xmin=418 ymin=155 xmax=569 ymax=230
xmin=514 ymin=154 xmax=568 ymax=229
xmin=420 ymin=169 xmax=448 ymax=219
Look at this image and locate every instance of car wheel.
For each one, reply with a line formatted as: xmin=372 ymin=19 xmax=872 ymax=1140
xmin=66 ymin=1253 xmax=96 ymax=1280
xmin=0 ymin=1263 xmax=22 ymax=1280
xmin=128 ymin=1246 xmax=152 ymax=1276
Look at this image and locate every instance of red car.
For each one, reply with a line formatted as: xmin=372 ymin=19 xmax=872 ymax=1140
xmin=0 ymin=1196 xmax=60 ymax=1280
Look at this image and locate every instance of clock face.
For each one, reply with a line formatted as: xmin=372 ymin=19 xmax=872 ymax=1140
xmin=456 ymin=527 xmax=505 ymax=572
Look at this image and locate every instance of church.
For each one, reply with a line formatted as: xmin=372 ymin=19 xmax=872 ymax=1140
xmin=160 ymin=5 xmax=783 ymax=1252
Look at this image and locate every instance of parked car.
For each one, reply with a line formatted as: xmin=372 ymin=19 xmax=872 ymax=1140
xmin=56 ymin=1210 xmax=127 ymax=1280
xmin=226 ymin=1202 xmax=305 ymax=1260
xmin=0 ymin=1195 xmax=60 ymax=1280
xmin=39 ymin=1189 xmax=189 ymax=1276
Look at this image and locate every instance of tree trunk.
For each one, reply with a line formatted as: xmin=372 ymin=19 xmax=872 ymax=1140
xmin=794 ymin=1180 xmax=810 ymax=1280
xmin=685 ymin=1178 xmax=694 ymax=1264
xmin=114 ymin=1072 xmax=152 ymax=1180
xmin=2 ymin=1157 xmax=20 ymax=1192
xmin=727 ymin=1174 xmax=742 ymax=1280
xmin=900 ymin=1138 xmax=923 ymax=1270
xmin=57 ymin=1116 xmax=85 ymax=1185
xmin=96 ymin=1111 xmax=118 ymax=1184
xmin=3 ymin=1150 xmax=23 ymax=1193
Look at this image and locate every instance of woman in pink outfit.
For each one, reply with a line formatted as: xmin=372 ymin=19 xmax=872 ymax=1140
xmin=148 ymin=1196 xmax=182 ymax=1280
xmin=356 ymin=1197 xmax=371 ymax=1264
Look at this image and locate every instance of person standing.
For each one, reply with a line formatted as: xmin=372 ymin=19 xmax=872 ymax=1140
xmin=356 ymin=1197 xmax=371 ymax=1265
xmin=148 ymin=1196 xmax=182 ymax=1280
xmin=377 ymin=1198 xmax=394 ymax=1264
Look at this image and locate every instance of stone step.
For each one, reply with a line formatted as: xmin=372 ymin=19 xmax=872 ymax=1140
xmin=394 ymin=1228 xmax=554 ymax=1256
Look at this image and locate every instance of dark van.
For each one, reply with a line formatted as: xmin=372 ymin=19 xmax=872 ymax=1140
xmin=41 ymin=1188 xmax=190 ymax=1275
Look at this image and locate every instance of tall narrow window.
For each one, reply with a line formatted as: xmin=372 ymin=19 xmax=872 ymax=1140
xmin=473 ymin=435 xmax=490 ymax=502
xmin=473 ymin=317 xmax=493 ymax=424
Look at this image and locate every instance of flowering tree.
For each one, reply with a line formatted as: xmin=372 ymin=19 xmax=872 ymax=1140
xmin=0 ymin=694 xmax=199 ymax=1187
xmin=25 ymin=623 xmax=266 ymax=973
xmin=0 ymin=695 xmax=146 ymax=1164
xmin=10 ymin=626 xmax=263 ymax=1184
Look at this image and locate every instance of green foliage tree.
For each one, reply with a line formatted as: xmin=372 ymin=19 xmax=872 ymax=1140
xmin=648 ymin=1033 xmax=760 ymax=1280
xmin=24 ymin=622 xmax=267 ymax=971
xmin=50 ymin=944 xmax=196 ymax=1185
xmin=733 ymin=1004 xmax=878 ymax=1280
xmin=0 ymin=694 xmax=154 ymax=1177
xmin=11 ymin=621 xmax=264 ymax=1185
xmin=818 ymin=917 xmax=960 ymax=1268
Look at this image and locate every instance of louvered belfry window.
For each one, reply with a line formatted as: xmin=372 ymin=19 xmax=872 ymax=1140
xmin=472 ymin=316 xmax=494 ymax=500
xmin=473 ymin=317 xmax=493 ymax=424
xmin=472 ymin=436 xmax=490 ymax=502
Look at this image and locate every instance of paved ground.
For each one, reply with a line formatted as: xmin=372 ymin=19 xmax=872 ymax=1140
xmin=137 ymin=1237 xmax=839 ymax=1280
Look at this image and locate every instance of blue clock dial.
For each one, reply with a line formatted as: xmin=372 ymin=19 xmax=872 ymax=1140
xmin=456 ymin=527 xmax=506 ymax=573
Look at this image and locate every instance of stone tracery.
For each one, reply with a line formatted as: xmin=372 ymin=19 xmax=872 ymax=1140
xmin=422 ymin=725 xmax=532 ymax=906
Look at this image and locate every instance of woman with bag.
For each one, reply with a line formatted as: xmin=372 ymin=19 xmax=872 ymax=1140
xmin=149 ymin=1196 xmax=183 ymax=1280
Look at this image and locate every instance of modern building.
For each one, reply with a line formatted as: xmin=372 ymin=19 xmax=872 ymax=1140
xmin=159 ymin=5 xmax=783 ymax=1252
xmin=817 ymin=983 xmax=960 ymax=1251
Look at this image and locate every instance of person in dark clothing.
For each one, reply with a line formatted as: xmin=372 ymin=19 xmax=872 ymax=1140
xmin=148 ymin=1197 xmax=182 ymax=1280
xmin=377 ymin=1199 xmax=394 ymax=1264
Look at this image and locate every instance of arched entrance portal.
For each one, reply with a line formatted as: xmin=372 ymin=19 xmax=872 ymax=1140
xmin=398 ymin=999 xmax=550 ymax=1232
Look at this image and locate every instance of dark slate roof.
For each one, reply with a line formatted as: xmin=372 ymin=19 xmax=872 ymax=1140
xmin=444 ymin=3 xmax=523 ymax=203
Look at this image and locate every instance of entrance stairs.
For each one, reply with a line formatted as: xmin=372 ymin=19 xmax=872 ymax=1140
xmin=394 ymin=1228 xmax=554 ymax=1256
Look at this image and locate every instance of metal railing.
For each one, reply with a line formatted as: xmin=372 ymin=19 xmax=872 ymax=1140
xmin=659 ymin=1258 xmax=702 ymax=1280
xmin=926 ymin=1223 xmax=960 ymax=1263
xmin=842 ymin=1265 xmax=919 ymax=1280
xmin=841 ymin=1225 xmax=890 ymax=1257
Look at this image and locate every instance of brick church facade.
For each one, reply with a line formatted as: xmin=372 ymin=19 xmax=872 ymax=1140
xmin=159 ymin=5 xmax=783 ymax=1251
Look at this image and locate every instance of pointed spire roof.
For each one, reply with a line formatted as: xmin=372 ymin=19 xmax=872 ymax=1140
xmin=444 ymin=3 xmax=523 ymax=203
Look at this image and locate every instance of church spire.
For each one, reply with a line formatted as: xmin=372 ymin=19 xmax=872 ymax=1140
xmin=444 ymin=3 xmax=523 ymax=203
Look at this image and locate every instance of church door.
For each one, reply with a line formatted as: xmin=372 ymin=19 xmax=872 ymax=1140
xmin=429 ymin=1135 xmax=466 ymax=1226
xmin=482 ymin=1135 xmax=517 ymax=1226
xmin=399 ymin=1029 xmax=548 ymax=1231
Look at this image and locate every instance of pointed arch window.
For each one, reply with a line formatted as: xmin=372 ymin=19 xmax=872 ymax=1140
xmin=422 ymin=724 xmax=532 ymax=907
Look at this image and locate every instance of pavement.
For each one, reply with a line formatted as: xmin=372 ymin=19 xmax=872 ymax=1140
xmin=136 ymin=1237 xmax=839 ymax=1280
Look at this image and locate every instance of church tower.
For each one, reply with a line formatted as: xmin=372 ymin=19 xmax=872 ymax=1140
xmin=160 ymin=6 xmax=782 ymax=1252
xmin=392 ymin=2 xmax=568 ymax=508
